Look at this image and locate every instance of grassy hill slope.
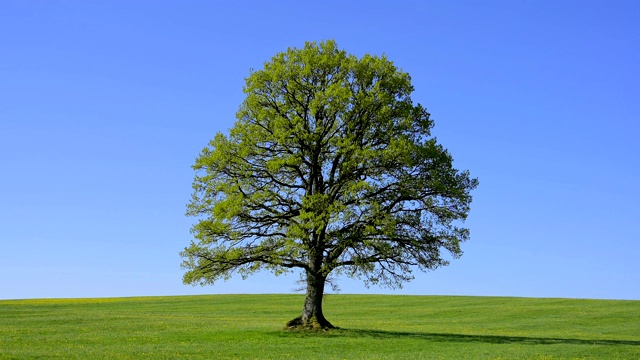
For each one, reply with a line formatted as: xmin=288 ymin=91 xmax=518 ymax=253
xmin=1 ymin=294 xmax=638 ymax=359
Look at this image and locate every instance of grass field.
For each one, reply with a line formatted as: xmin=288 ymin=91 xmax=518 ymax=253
xmin=1 ymin=294 xmax=638 ymax=359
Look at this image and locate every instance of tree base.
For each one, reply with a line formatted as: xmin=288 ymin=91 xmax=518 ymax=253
xmin=285 ymin=315 xmax=336 ymax=331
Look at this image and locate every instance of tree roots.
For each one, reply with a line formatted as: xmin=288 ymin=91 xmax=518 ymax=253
xmin=284 ymin=315 xmax=336 ymax=331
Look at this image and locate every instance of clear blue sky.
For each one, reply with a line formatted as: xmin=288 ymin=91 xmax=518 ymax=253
xmin=1 ymin=1 xmax=638 ymax=300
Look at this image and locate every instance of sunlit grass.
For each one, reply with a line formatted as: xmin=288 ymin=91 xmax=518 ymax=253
xmin=1 ymin=294 xmax=638 ymax=359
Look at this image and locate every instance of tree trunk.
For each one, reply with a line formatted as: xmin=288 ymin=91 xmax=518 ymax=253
xmin=285 ymin=271 xmax=335 ymax=330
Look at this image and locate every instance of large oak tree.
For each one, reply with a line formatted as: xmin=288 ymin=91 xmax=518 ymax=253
xmin=182 ymin=40 xmax=478 ymax=329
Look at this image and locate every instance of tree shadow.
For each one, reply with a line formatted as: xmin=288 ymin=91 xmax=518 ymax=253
xmin=341 ymin=329 xmax=640 ymax=346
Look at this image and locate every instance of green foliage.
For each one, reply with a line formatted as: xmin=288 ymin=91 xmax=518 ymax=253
xmin=182 ymin=40 xmax=478 ymax=289
xmin=1 ymin=295 xmax=639 ymax=359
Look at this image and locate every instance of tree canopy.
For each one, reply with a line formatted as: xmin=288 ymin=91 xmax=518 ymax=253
xmin=181 ymin=40 xmax=478 ymax=329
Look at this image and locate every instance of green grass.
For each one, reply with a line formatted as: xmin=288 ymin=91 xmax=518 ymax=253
xmin=1 ymin=294 xmax=638 ymax=359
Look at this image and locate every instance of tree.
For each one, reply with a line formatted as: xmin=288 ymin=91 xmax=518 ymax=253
xmin=181 ymin=40 xmax=478 ymax=330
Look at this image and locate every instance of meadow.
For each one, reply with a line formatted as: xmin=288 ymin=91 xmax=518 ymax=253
xmin=1 ymin=294 xmax=638 ymax=359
